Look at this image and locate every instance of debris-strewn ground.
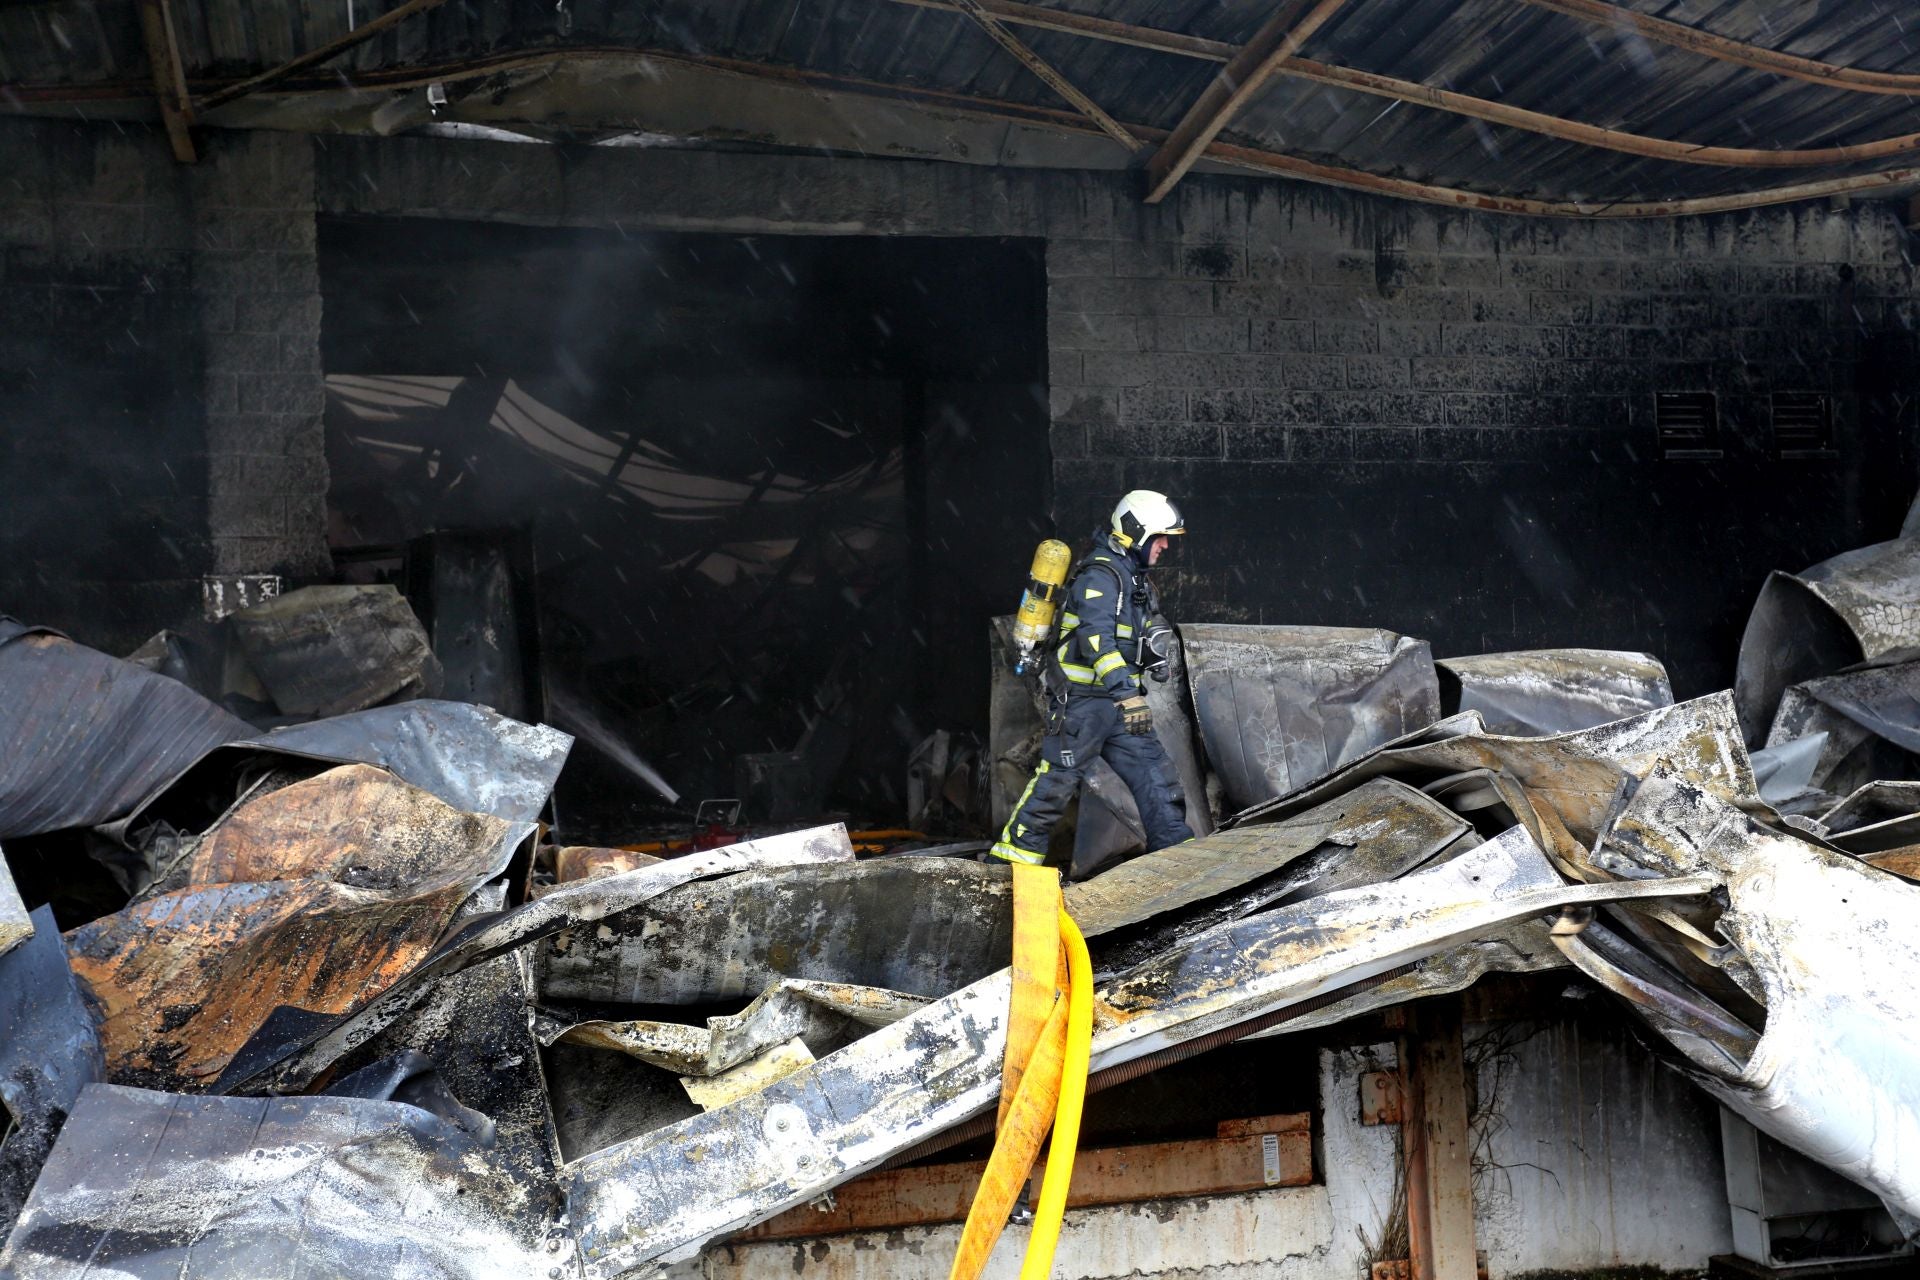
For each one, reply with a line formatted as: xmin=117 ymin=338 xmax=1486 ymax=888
xmin=4 ymin=523 xmax=1920 ymax=1277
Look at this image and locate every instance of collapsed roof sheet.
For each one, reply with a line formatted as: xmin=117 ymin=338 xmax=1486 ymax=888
xmin=1593 ymin=766 xmax=1920 ymax=1220
xmin=0 ymin=906 xmax=102 ymax=1238
xmin=1436 ymin=648 xmax=1674 ymax=737
xmin=562 ymin=822 xmax=1712 ymax=1275
xmin=0 ymin=619 xmax=250 ymax=839
xmin=538 ymin=856 xmax=1013 ymax=1006
xmin=218 ymin=825 xmax=856 ymax=1095
xmin=1734 ymin=537 xmax=1920 ymax=743
xmin=1181 ymin=624 xmax=1441 ymax=812
xmin=0 ymin=1084 xmax=549 ymax=1279
xmin=69 ymin=763 xmax=536 ymax=1090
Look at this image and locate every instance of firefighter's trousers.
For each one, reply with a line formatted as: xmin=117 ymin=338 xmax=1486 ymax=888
xmin=991 ymin=694 xmax=1193 ymax=867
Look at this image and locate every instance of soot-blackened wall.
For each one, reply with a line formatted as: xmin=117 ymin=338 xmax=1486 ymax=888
xmin=1046 ymin=198 xmax=1920 ymax=696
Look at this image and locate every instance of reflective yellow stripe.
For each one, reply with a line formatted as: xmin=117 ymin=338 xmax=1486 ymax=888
xmin=1059 ymin=664 xmax=1096 ymax=684
xmin=989 ymin=842 xmax=1046 ymax=865
xmin=1115 ymin=624 xmax=1134 ymax=637
xmin=1092 ymin=651 xmax=1126 ymax=677
xmin=1087 ymin=634 xmax=1105 ymax=651
xmin=994 ymin=763 xmax=1053 ymax=864
xmin=1061 ymin=611 xmax=1081 ymax=628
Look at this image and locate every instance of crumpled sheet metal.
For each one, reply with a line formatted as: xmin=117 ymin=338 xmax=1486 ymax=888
xmin=68 ymin=877 xmax=471 ymax=1090
xmin=0 ymin=849 xmax=27 ymax=957
xmin=538 ymin=980 xmax=929 ymax=1078
xmin=562 ymin=821 xmax=1712 ymax=1276
xmin=70 ymin=764 xmax=535 ymax=1091
xmin=114 ymin=700 xmax=573 ymax=845
xmin=217 ymin=825 xmax=856 ymax=1095
xmin=1764 ymin=661 xmax=1920 ymax=797
xmin=538 ymin=856 xmax=1012 ymax=1006
xmin=0 ymin=1084 xmax=548 ymax=1280
xmin=1181 ymin=623 xmax=1441 ymax=812
xmin=1244 ymin=917 xmax=1564 ymax=1040
xmin=1230 ymin=692 xmax=1757 ymax=854
xmin=190 ymin=762 xmax=530 ymax=894
xmin=1070 ymin=777 xmax=1471 ymax=978
xmin=1734 ymin=536 xmax=1920 ymax=742
xmin=1068 ymin=776 xmax=1467 ymax=941
xmin=1092 ymin=824 xmax=1715 ymax=1065
xmin=551 ymin=845 xmax=660 ymax=886
xmin=1596 ymin=770 xmax=1920 ymax=1218
xmin=0 ymin=618 xmax=251 ymax=840
xmin=1436 ymin=648 xmax=1673 ymax=737
xmin=229 ymin=583 xmax=443 ymax=717
xmin=0 ymin=906 xmax=103 ymax=1238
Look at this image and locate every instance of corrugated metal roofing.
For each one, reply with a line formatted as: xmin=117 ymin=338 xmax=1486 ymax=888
xmin=5 ymin=0 xmax=1920 ymax=209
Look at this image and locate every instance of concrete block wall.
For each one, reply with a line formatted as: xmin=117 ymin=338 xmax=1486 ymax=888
xmin=190 ymin=129 xmax=331 ymax=581
xmin=1041 ymin=186 xmax=1920 ymax=695
xmin=0 ymin=120 xmax=327 ymax=651
xmin=9 ymin=118 xmax=1918 ymax=686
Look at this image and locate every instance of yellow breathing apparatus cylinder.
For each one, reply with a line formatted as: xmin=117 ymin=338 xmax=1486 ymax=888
xmin=1011 ymin=539 xmax=1073 ymax=675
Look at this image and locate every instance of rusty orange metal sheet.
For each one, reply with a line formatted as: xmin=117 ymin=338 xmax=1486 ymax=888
xmin=191 ymin=763 xmax=522 ymax=894
xmin=67 ymin=878 xmax=467 ymax=1087
xmin=552 ymin=845 xmax=661 ymax=885
xmin=70 ymin=763 xmax=530 ymax=1090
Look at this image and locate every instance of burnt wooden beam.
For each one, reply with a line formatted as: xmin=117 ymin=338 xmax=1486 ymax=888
xmin=1141 ymin=0 xmax=1353 ymax=204
xmin=136 ymin=0 xmax=195 ymax=163
xmin=950 ymin=0 xmax=1142 ymax=153
xmin=198 ymin=0 xmax=455 ymax=113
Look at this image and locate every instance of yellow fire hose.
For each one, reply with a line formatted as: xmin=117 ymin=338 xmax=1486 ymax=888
xmin=948 ymin=865 xmax=1093 ymax=1280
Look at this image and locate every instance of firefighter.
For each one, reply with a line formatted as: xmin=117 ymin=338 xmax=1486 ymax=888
xmin=991 ymin=490 xmax=1194 ymax=868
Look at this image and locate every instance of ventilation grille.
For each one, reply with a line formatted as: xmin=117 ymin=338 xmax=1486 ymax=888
xmin=1772 ymin=392 xmax=1835 ymax=458
xmin=1656 ymin=391 xmax=1721 ymax=461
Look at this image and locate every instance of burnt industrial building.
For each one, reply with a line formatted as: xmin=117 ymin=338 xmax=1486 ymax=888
xmin=2 ymin=2 xmax=1919 ymax=1278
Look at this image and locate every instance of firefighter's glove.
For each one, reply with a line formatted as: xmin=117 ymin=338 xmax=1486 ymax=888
xmin=1119 ymin=696 xmax=1153 ymax=736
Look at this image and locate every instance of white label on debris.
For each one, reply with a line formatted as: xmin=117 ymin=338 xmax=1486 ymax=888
xmin=1261 ymin=1133 xmax=1280 ymax=1185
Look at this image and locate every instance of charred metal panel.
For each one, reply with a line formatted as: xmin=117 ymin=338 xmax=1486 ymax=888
xmin=0 ymin=619 xmax=249 ymax=840
xmin=0 ymin=907 xmax=103 ymax=1238
xmin=538 ymin=856 xmax=1012 ymax=1006
xmin=228 ymin=583 xmax=442 ymax=717
xmin=1093 ymin=826 xmax=1715 ymax=1069
xmin=1436 ymin=649 xmax=1673 ymax=737
xmin=1593 ymin=768 xmax=1920 ymax=1219
xmin=189 ymin=762 xmax=530 ymax=894
xmin=1068 ymin=777 xmax=1469 ymax=977
xmin=0 ymin=1084 xmax=552 ymax=1279
xmin=1182 ymin=624 xmax=1441 ymax=812
xmin=1244 ymin=920 xmax=1564 ymax=1040
xmin=73 ymin=763 xmax=534 ymax=1091
xmin=538 ymin=980 xmax=928 ymax=1078
xmin=1231 ymin=693 xmax=1757 ymax=851
xmin=69 ymin=876 xmax=472 ymax=1090
xmin=217 ymin=826 xmax=854 ymax=1095
xmin=121 ymin=699 xmax=571 ymax=833
xmin=1734 ymin=538 xmax=1920 ymax=743
xmin=1765 ymin=662 xmax=1920 ymax=797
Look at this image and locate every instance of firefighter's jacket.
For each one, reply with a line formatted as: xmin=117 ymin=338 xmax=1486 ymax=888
xmin=1049 ymin=538 xmax=1159 ymax=701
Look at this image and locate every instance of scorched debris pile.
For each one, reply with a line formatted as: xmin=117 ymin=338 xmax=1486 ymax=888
xmin=3 ymin=524 xmax=1920 ymax=1278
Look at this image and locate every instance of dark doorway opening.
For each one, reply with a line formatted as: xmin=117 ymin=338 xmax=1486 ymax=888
xmin=319 ymin=217 xmax=1048 ymax=841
